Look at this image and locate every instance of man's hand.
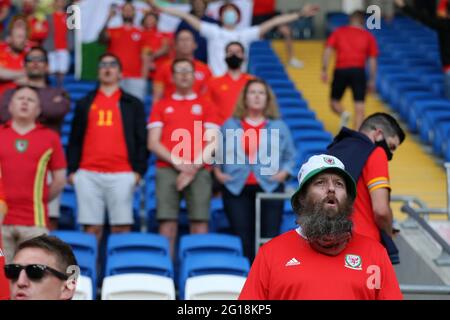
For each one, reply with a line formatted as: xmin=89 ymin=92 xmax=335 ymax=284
xmin=300 ymin=4 xmax=320 ymax=18
xmin=176 ymin=171 xmax=196 ymax=191
xmin=173 ymin=162 xmax=198 ymax=174
xmin=321 ymin=70 xmax=328 ymax=83
xmin=214 ymin=170 xmax=232 ymax=184
xmin=134 ymin=172 xmax=141 ymax=185
xmin=394 ymin=0 xmax=406 ymax=8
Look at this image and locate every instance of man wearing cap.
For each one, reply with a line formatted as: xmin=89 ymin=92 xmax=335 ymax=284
xmin=239 ymin=154 xmax=402 ymax=300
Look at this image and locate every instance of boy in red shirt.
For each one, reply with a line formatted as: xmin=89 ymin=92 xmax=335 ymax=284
xmin=239 ymin=154 xmax=402 ymax=300
xmin=322 ymin=11 xmax=378 ymax=130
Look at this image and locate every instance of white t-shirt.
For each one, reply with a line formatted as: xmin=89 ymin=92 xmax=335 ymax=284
xmin=200 ymin=22 xmax=261 ymax=76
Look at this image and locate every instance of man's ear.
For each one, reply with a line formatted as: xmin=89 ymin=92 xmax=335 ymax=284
xmin=61 ymin=279 xmax=77 ymax=300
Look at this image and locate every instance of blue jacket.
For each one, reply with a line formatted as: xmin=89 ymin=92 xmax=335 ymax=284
xmin=218 ymin=118 xmax=297 ymax=195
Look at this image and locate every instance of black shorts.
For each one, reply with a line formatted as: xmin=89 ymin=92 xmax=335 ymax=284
xmin=331 ymin=68 xmax=367 ymax=102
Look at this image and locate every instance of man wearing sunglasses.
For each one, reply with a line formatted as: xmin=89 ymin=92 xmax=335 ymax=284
xmin=4 ymin=234 xmax=77 ymax=300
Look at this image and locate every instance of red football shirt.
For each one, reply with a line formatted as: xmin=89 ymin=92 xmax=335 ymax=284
xmin=206 ymin=73 xmax=253 ymax=125
xmin=80 ymin=89 xmax=132 ymax=173
xmin=239 ymin=229 xmax=403 ymax=300
xmin=53 ymin=12 xmax=68 ymax=50
xmin=352 ymin=147 xmax=391 ymax=242
xmin=107 ymin=26 xmax=144 ymax=78
xmin=242 ymin=119 xmax=266 ymax=185
xmin=326 ymin=26 xmax=378 ymax=69
xmin=253 ymin=0 xmax=276 ymax=16
xmin=28 ymin=17 xmax=49 ymax=44
xmin=0 ymin=123 xmax=66 ymax=228
xmin=142 ymin=28 xmax=170 ymax=79
xmin=0 ymin=245 xmax=8 ymax=300
xmin=0 ymin=42 xmax=26 ymax=98
xmin=153 ymin=59 xmax=212 ymax=100
xmin=147 ymin=93 xmax=219 ymax=168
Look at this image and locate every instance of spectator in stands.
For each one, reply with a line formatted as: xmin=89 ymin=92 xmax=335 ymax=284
xmin=5 ymin=234 xmax=78 ymax=300
xmin=175 ymin=0 xmax=219 ymax=64
xmin=207 ymin=41 xmax=253 ymax=125
xmin=214 ymin=78 xmax=296 ymax=261
xmin=141 ymin=11 xmax=170 ymax=93
xmin=153 ymin=29 xmax=211 ymax=103
xmin=0 ymin=47 xmax=71 ymax=134
xmin=43 ymin=0 xmax=74 ymax=88
xmin=149 ymin=0 xmax=319 ymax=76
xmin=67 ymin=53 xmax=147 ymax=243
xmin=252 ymin=0 xmax=304 ymax=68
xmin=239 ymin=154 xmax=403 ymax=300
xmin=327 ymin=113 xmax=405 ymax=263
xmin=0 ymin=86 xmax=66 ymax=263
xmin=0 ymin=0 xmax=11 ymax=36
xmin=147 ymin=58 xmax=219 ymax=258
xmin=0 ymin=47 xmax=70 ymax=231
xmin=0 ymin=25 xmax=28 ymax=99
xmin=395 ymin=0 xmax=450 ymax=100
xmin=321 ymin=10 xmax=379 ymax=130
xmin=99 ymin=2 xmax=146 ymax=102
xmin=22 ymin=0 xmax=49 ymax=46
xmin=0 ymin=166 xmax=8 ymax=299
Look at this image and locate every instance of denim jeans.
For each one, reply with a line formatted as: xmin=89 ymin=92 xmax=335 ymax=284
xmin=222 ymin=184 xmax=285 ymax=262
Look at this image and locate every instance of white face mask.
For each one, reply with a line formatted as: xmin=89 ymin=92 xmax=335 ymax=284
xmin=222 ymin=9 xmax=238 ymax=26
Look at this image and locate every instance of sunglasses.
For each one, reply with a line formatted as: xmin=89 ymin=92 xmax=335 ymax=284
xmin=4 ymin=264 xmax=68 ymax=281
xmin=98 ymin=61 xmax=120 ymax=69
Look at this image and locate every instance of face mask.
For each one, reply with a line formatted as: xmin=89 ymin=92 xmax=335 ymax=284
xmin=225 ymin=55 xmax=243 ymax=70
xmin=123 ymin=17 xmax=133 ymax=24
xmin=375 ymin=139 xmax=393 ymax=161
xmin=222 ymin=10 xmax=238 ymax=26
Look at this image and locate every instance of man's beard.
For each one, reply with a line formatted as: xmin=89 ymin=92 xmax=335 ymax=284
xmin=296 ymin=194 xmax=353 ymax=242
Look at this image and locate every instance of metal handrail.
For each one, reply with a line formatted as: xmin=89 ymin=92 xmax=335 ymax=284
xmin=400 ymin=284 xmax=450 ymax=295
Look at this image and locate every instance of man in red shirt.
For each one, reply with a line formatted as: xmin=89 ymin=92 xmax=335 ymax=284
xmin=99 ymin=2 xmax=146 ymax=102
xmin=152 ymin=29 xmax=212 ymax=103
xmin=252 ymin=0 xmax=304 ymax=68
xmin=0 ymin=86 xmax=67 ymax=263
xmin=0 ymin=167 xmax=8 ymax=300
xmin=206 ymin=41 xmax=253 ymax=125
xmin=322 ymin=11 xmax=378 ymax=130
xmin=0 ymin=26 xmax=28 ymax=98
xmin=43 ymin=0 xmax=73 ymax=87
xmin=23 ymin=0 xmax=49 ymax=46
xmin=67 ymin=53 xmax=148 ymax=243
xmin=327 ymin=113 xmax=405 ymax=246
xmin=148 ymin=58 xmax=219 ymax=257
xmin=239 ymin=154 xmax=402 ymax=300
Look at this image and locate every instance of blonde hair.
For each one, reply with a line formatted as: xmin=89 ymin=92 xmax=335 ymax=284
xmin=232 ymin=78 xmax=280 ymax=120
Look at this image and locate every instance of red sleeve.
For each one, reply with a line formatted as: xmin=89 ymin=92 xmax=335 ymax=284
xmin=326 ymin=30 xmax=338 ymax=48
xmin=48 ymin=133 xmax=67 ymax=170
xmin=147 ymin=101 xmax=164 ymax=128
xmin=238 ymin=246 xmax=270 ymax=300
xmin=0 ymin=255 xmax=9 ymax=300
xmin=202 ymin=98 xmax=219 ymax=127
xmin=368 ymin=33 xmax=379 ymax=57
xmin=153 ymin=62 xmax=169 ymax=87
xmin=377 ymin=246 xmax=403 ymax=300
xmin=364 ymin=147 xmax=391 ymax=193
xmin=0 ymin=165 xmax=4 ymax=201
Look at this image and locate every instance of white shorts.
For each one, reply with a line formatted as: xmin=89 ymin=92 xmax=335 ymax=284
xmin=73 ymin=169 xmax=136 ymax=226
xmin=49 ymin=49 xmax=70 ymax=74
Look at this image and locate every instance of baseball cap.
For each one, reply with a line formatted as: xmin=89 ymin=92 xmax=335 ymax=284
xmin=290 ymin=154 xmax=357 ymax=210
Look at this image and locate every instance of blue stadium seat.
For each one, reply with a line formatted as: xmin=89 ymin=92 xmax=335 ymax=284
xmin=178 ymin=233 xmax=243 ymax=262
xmin=178 ymin=253 xmax=250 ymax=299
xmin=278 ymin=98 xmax=308 ymax=109
xmin=280 ymin=108 xmax=315 ymax=120
xmin=292 ymin=130 xmax=333 ymax=144
xmin=419 ymin=111 xmax=450 ymax=145
xmin=285 ymin=118 xmax=324 ymax=131
xmin=409 ymin=99 xmax=450 ymax=132
xmin=106 ymin=232 xmax=170 ymax=256
xmin=273 ymin=88 xmax=302 ymax=100
xmin=105 ymin=252 xmax=174 ymax=278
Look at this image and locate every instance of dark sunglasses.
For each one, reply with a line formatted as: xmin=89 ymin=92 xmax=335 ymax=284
xmin=25 ymin=56 xmax=47 ymax=63
xmin=4 ymin=264 xmax=68 ymax=281
xmin=98 ymin=61 xmax=120 ymax=69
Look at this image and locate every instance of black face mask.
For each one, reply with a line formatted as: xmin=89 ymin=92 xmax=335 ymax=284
xmin=123 ymin=17 xmax=133 ymax=24
xmin=225 ymin=55 xmax=243 ymax=70
xmin=375 ymin=139 xmax=393 ymax=161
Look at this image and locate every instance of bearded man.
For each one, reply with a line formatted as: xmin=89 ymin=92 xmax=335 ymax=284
xmin=239 ymin=154 xmax=402 ymax=300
